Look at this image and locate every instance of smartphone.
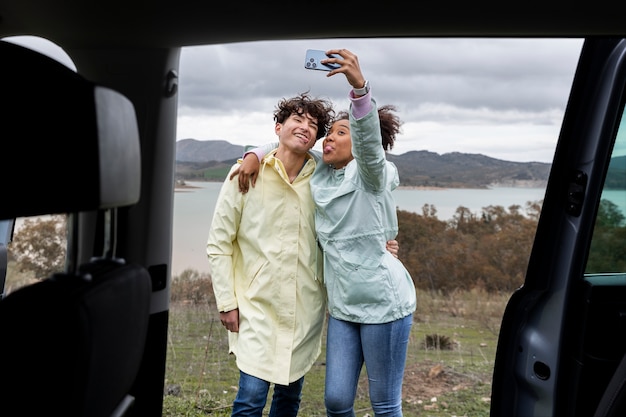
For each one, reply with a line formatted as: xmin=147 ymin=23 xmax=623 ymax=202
xmin=304 ymin=49 xmax=341 ymax=71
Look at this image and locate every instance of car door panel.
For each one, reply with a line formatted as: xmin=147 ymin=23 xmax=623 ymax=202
xmin=491 ymin=37 xmax=626 ymax=417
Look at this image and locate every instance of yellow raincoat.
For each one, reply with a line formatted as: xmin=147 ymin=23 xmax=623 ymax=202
xmin=207 ymin=150 xmax=326 ymax=385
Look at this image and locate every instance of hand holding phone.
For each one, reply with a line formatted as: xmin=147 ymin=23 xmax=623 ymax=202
xmin=304 ymin=49 xmax=341 ymax=71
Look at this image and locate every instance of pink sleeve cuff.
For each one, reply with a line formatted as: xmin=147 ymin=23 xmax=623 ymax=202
xmin=349 ymin=90 xmax=372 ymax=119
xmin=244 ymin=148 xmax=265 ymax=161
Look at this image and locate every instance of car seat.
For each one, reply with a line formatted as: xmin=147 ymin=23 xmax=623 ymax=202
xmin=0 ymin=39 xmax=151 ymax=417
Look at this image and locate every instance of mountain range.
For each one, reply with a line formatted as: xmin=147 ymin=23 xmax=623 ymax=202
xmin=175 ymin=138 xmax=551 ymax=188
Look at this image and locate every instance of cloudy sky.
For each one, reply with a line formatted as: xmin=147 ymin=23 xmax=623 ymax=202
xmin=8 ymin=36 xmax=584 ymax=163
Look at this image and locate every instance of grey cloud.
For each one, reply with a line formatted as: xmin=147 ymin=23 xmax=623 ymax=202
xmin=178 ymin=38 xmax=583 ymax=121
xmin=7 ymin=35 xmax=583 ymax=162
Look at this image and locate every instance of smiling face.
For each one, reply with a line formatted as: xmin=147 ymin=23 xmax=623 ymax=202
xmin=275 ymin=112 xmax=319 ymax=154
xmin=322 ymin=119 xmax=354 ymax=169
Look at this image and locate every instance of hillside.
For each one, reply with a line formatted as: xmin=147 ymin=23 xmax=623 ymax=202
xmin=387 ymin=151 xmax=550 ymax=188
xmin=176 ymin=138 xmax=244 ymax=162
xmin=176 ymin=139 xmax=551 ymax=188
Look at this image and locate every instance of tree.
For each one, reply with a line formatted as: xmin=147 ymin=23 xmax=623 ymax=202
xmin=594 ymin=198 xmax=625 ymax=228
xmin=586 ymin=199 xmax=626 ymax=272
xmin=10 ymin=215 xmax=67 ymax=280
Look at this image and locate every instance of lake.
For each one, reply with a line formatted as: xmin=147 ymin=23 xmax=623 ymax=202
xmin=172 ymin=181 xmax=546 ymax=275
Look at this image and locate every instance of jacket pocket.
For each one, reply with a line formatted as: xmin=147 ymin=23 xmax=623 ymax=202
xmin=332 ymin=240 xmax=390 ymax=307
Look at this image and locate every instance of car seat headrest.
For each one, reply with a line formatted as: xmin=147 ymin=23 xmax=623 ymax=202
xmin=0 ymin=40 xmax=141 ymax=220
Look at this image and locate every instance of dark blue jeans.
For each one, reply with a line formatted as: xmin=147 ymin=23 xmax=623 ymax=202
xmin=231 ymin=370 xmax=304 ymax=417
xmin=324 ymin=314 xmax=413 ymax=417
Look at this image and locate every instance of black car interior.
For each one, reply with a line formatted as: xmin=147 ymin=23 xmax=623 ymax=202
xmin=0 ymin=40 xmax=152 ymax=417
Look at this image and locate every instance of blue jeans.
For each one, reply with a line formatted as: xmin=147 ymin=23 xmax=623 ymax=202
xmin=231 ymin=370 xmax=304 ymax=417
xmin=324 ymin=314 xmax=413 ymax=417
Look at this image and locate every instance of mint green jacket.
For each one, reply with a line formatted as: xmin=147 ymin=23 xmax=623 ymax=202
xmin=310 ymin=98 xmax=416 ymax=324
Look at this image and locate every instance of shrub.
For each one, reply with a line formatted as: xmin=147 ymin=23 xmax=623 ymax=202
xmin=171 ymin=269 xmax=216 ymax=305
xmin=10 ymin=215 xmax=67 ymax=280
xmin=422 ymin=333 xmax=456 ymax=350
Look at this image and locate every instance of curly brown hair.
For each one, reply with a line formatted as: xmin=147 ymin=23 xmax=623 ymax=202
xmin=335 ymin=104 xmax=402 ymax=151
xmin=273 ymin=92 xmax=335 ymax=141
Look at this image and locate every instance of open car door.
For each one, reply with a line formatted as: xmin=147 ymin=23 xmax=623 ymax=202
xmin=491 ymin=37 xmax=626 ymax=416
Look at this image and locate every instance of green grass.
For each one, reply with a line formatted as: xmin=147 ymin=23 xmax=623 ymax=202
xmin=163 ymin=289 xmax=507 ymax=416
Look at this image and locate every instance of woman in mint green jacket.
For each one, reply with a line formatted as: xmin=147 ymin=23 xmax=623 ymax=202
xmin=239 ymin=49 xmax=416 ymax=417
xmin=312 ymin=49 xmax=415 ymax=417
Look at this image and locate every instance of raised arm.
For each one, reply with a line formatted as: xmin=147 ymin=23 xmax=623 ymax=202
xmin=324 ymin=49 xmax=386 ymax=190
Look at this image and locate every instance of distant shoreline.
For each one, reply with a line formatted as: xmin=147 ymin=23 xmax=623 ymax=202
xmin=397 ymin=185 xmax=447 ymax=190
xmin=175 ymin=180 xmax=545 ymax=191
xmin=174 ymin=181 xmax=203 ymax=192
xmin=174 ymin=182 xmax=448 ymax=192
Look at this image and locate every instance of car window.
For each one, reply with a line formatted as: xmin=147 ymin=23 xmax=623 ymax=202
xmin=586 ymin=107 xmax=626 ymax=275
